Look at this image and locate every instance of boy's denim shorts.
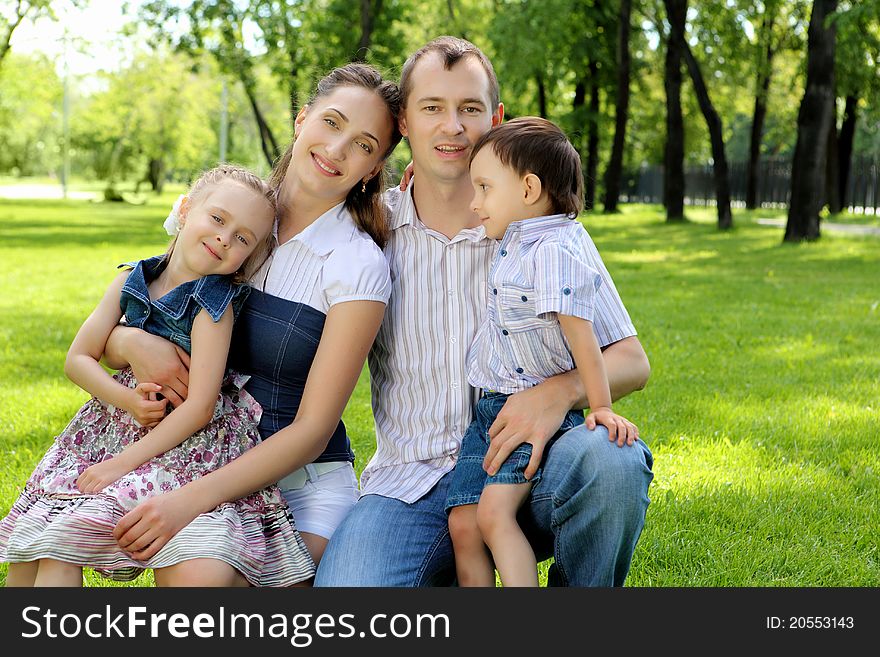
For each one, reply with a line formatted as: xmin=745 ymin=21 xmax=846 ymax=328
xmin=445 ymin=391 xmax=584 ymax=512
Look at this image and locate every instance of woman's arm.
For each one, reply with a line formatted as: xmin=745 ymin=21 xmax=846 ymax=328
xmin=103 ymin=325 xmax=191 ymax=408
xmin=76 ymin=308 xmax=232 ymax=493
xmin=113 ymin=299 xmax=386 ymax=559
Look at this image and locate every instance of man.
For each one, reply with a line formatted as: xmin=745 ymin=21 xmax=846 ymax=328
xmin=314 ymin=37 xmax=654 ymax=586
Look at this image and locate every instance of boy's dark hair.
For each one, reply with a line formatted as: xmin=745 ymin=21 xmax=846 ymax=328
xmin=400 ymin=36 xmax=500 ymax=109
xmin=470 ymin=117 xmax=583 ymax=217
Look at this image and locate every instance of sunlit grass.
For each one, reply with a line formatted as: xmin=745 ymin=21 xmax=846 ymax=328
xmin=1 ymin=198 xmax=878 ymax=586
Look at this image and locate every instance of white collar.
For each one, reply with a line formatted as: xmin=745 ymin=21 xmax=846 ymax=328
xmin=276 ymin=201 xmax=358 ymax=256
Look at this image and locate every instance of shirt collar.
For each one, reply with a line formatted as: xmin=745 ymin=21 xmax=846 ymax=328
xmin=504 ymin=213 xmax=574 ymax=245
xmin=278 ymin=201 xmax=357 ymax=256
xmin=386 ymin=182 xmax=488 ymax=244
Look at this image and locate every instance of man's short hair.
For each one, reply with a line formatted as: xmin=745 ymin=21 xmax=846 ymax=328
xmin=400 ymin=36 xmax=500 ymax=109
xmin=471 ymin=117 xmax=584 ymax=217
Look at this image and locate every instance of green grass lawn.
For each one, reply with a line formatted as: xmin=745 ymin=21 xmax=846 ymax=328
xmin=1 ymin=195 xmax=878 ymax=587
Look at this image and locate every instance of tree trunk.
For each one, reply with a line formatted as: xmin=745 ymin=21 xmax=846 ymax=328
xmin=585 ymin=60 xmax=600 ymax=210
xmin=785 ymin=0 xmax=838 ymax=243
xmin=602 ymin=0 xmax=631 ymax=213
xmin=355 ymin=0 xmax=383 ymax=62
xmin=837 ymin=94 xmax=858 ymax=209
xmin=681 ymin=42 xmax=733 ymax=230
xmin=241 ymin=74 xmax=280 ymax=168
xmin=825 ymin=108 xmax=841 ymax=214
xmin=536 ymin=74 xmax=547 ymax=118
xmin=746 ymin=11 xmax=776 ymax=210
xmin=0 ymin=1 xmax=29 ymax=72
xmin=663 ymin=0 xmax=686 ymax=221
xmin=148 ymin=158 xmax=165 ymax=193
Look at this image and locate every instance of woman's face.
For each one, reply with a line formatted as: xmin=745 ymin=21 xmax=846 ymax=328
xmin=286 ymin=85 xmax=394 ymax=205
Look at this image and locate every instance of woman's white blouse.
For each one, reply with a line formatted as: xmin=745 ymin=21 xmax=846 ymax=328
xmin=250 ymin=201 xmax=391 ymax=312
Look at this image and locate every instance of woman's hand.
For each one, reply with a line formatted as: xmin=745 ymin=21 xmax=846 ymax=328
xmin=108 ymin=326 xmax=191 ymax=407
xmin=113 ymin=488 xmax=200 ymax=561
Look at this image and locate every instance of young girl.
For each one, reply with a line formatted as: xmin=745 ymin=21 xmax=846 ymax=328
xmin=96 ymin=63 xmax=403 ymax=585
xmin=446 ymin=117 xmax=640 ymax=586
xmin=0 ymin=164 xmax=315 ymax=587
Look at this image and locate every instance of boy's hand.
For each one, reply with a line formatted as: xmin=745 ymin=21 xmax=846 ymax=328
xmin=76 ymin=458 xmax=131 ymax=493
xmin=126 ymin=382 xmax=168 ymax=428
xmin=586 ymin=407 xmax=638 ymax=447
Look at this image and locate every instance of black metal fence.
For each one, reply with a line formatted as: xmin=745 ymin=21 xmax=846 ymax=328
xmin=620 ymin=156 xmax=879 ymax=213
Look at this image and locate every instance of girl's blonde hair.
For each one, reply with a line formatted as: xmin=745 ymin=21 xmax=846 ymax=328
xmin=165 ymin=164 xmax=277 ymax=284
xmin=268 ymin=63 xmax=402 ymax=248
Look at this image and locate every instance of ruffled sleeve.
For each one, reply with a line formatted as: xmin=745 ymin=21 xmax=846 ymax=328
xmin=192 ymin=275 xmax=251 ymax=322
xmin=532 ymin=241 xmax=602 ymax=322
xmin=321 ymin=238 xmax=391 ymax=309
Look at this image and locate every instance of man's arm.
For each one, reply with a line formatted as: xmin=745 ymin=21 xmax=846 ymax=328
xmin=484 ymin=335 xmax=649 ymax=478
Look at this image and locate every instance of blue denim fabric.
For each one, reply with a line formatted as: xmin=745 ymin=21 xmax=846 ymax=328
xmin=316 ymin=423 xmax=653 ymax=586
xmin=228 ymin=289 xmax=355 ymax=464
xmin=445 ymin=392 xmax=584 ymax=510
xmin=119 ymin=255 xmax=250 ymax=354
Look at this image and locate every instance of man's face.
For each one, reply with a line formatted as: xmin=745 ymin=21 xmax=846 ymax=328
xmin=400 ymin=53 xmax=502 ymax=185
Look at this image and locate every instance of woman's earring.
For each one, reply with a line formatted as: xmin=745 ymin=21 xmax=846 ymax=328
xmin=361 ymin=179 xmax=367 ymax=193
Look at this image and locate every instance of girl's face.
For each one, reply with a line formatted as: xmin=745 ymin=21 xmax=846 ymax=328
xmin=175 ymin=182 xmax=274 ymax=278
xmin=285 ymin=85 xmax=394 ymax=204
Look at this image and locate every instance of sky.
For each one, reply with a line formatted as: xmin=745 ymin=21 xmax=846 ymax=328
xmin=9 ymin=0 xmax=139 ymax=78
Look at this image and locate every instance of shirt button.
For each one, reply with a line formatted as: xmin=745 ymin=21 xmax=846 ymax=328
xmin=492 ymin=288 xmax=497 ymax=295
xmin=500 ymin=249 xmax=507 ymax=256
xmin=502 ymin=329 xmax=509 ymax=336
xmin=516 ymin=368 xmax=524 ymax=374
xmin=563 ymin=287 xmax=571 ymax=295
xmin=521 ymin=295 xmax=528 ymax=302
xmin=451 ymin=381 xmax=460 ymax=389
xmin=450 ymin=337 xmax=457 ymax=344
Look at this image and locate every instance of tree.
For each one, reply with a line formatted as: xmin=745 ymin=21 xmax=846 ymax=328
xmin=785 ymin=0 xmax=838 ymax=242
xmin=663 ymin=0 xmax=686 ymax=221
xmin=140 ymin=0 xmax=284 ymax=168
xmin=602 ymin=0 xmax=631 ymax=213
xmin=0 ymin=51 xmax=62 ymax=175
xmin=826 ymin=2 xmax=880 ymax=212
xmin=680 ymin=39 xmax=733 ymax=229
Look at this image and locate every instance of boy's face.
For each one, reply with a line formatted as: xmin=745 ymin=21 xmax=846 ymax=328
xmin=400 ymin=53 xmax=502 ymax=186
xmin=469 ymin=147 xmax=536 ymax=239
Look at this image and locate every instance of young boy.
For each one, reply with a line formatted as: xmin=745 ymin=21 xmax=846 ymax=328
xmin=446 ymin=117 xmax=640 ymax=587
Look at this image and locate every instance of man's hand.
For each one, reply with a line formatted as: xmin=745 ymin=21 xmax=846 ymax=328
xmin=585 ymin=407 xmax=639 ymax=447
xmin=398 ymin=161 xmax=414 ymax=190
xmin=76 ymin=458 xmax=131 ymax=493
xmin=125 ymin=382 xmax=168 ymax=427
xmin=114 ymin=488 xmax=200 ymax=561
xmin=484 ymin=384 xmax=574 ymax=480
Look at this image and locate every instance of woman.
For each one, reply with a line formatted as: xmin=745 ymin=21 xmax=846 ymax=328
xmin=77 ymin=63 xmax=399 ymax=587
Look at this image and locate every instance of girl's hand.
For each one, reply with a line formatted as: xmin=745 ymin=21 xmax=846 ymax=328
xmin=126 ymin=382 xmax=168 ymax=428
xmin=76 ymin=458 xmax=132 ymax=493
xmin=585 ymin=407 xmax=639 ymax=447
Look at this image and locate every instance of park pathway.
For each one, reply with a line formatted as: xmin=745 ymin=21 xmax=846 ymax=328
xmin=756 ymin=217 xmax=880 ymax=236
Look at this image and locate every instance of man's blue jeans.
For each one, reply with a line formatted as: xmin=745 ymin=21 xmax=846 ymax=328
xmin=314 ymin=424 xmax=654 ymax=586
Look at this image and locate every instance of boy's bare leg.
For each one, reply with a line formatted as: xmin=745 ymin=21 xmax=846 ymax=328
xmin=33 ymin=559 xmax=83 ymax=587
xmin=448 ymin=504 xmax=495 ymax=586
xmin=477 ymin=482 xmax=538 ymax=587
xmin=5 ymin=561 xmax=39 ymax=587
